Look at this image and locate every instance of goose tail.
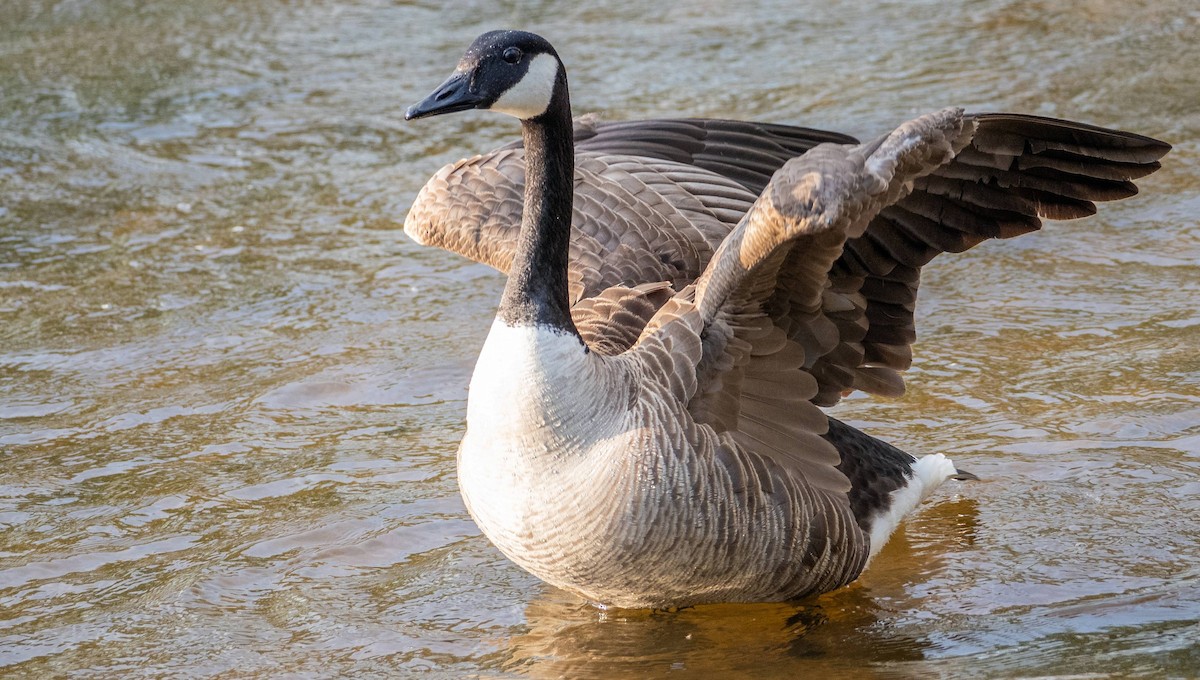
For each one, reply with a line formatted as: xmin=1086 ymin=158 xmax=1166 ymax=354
xmin=865 ymin=453 xmax=965 ymax=563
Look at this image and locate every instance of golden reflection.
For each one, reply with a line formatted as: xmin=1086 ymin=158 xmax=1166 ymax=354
xmin=506 ymin=591 xmax=870 ymax=678
xmin=498 ymin=497 xmax=981 ymax=677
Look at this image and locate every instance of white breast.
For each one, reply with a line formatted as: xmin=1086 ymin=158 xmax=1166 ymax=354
xmin=458 ymin=319 xmax=632 ymax=558
xmin=465 ymin=320 xmax=596 ymax=442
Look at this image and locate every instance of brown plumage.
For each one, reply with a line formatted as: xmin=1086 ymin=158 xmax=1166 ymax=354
xmin=406 ymin=114 xmax=1169 ymax=406
xmin=405 ymin=30 xmax=1170 ymax=608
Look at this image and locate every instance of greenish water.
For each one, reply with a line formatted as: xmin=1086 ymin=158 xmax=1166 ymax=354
xmin=2 ymin=1 xmax=1198 ymax=677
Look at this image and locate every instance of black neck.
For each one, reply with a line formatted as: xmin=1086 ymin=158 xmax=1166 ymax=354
xmin=495 ymin=74 xmax=579 ymax=338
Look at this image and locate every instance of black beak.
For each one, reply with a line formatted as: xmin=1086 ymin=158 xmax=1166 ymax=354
xmin=405 ymin=72 xmax=483 ymax=120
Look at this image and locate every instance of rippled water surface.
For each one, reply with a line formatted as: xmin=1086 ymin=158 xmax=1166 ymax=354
xmin=2 ymin=0 xmax=1198 ymax=677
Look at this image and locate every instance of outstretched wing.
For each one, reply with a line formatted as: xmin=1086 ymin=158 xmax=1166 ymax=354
xmin=806 ymin=114 xmax=1171 ymax=404
xmin=406 ymin=113 xmax=1169 ymax=400
xmin=634 ymin=109 xmax=974 ymax=494
xmin=404 ymin=117 xmax=847 ymax=300
xmin=600 ymin=115 xmax=1168 ymax=406
xmin=404 ymin=147 xmax=755 ymax=303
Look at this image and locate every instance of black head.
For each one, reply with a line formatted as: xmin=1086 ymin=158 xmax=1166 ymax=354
xmin=405 ymin=30 xmax=565 ymax=121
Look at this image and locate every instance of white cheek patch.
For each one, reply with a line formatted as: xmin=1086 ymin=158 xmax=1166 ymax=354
xmin=489 ymin=53 xmax=560 ymax=120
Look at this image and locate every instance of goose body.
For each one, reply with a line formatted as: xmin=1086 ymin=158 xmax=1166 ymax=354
xmin=405 ymin=30 xmax=1169 ymax=609
xmin=462 ymin=321 xmax=868 ymax=605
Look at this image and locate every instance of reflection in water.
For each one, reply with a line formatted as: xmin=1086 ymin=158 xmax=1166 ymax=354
xmin=503 ymin=498 xmax=983 ymax=678
xmin=2 ymin=0 xmax=1199 ymax=676
xmin=507 ymin=591 xmax=903 ymax=678
xmin=508 ymin=592 xmax=883 ymax=676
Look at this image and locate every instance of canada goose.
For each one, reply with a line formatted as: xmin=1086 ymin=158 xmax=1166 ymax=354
xmin=404 ymin=30 xmax=1169 ymax=608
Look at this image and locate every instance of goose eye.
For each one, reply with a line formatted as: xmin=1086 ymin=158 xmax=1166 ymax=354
xmin=502 ymin=47 xmax=522 ymax=64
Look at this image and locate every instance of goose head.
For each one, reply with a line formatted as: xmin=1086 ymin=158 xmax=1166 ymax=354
xmin=405 ymin=30 xmax=566 ymax=122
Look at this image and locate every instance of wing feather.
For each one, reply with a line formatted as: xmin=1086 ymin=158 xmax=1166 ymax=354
xmin=407 ymin=112 xmax=1168 ymax=411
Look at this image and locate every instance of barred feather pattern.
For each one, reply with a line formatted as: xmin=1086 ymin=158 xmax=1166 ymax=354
xmin=458 ymin=110 xmax=984 ymax=608
xmin=407 ymin=113 xmax=1168 ymax=408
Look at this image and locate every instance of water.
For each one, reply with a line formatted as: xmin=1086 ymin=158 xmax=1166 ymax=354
xmin=2 ymin=0 xmax=1198 ymax=676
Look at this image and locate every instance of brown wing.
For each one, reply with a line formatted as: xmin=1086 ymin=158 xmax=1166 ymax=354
xmin=404 ymin=148 xmax=525 ymax=273
xmin=567 ymin=116 xmax=857 ymax=193
xmin=558 ymin=115 xmax=1169 ymax=405
xmin=803 ymin=113 xmax=1172 ymax=405
xmin=406 ymin=116 xmax=850 ymax=295
xmin=631 ymin=109 xmax=974 ymax=495
xmin=404 ymin=148 xmax=756 ymax=303
xmin=407 ymin=113 xmax=1169 ymax=406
